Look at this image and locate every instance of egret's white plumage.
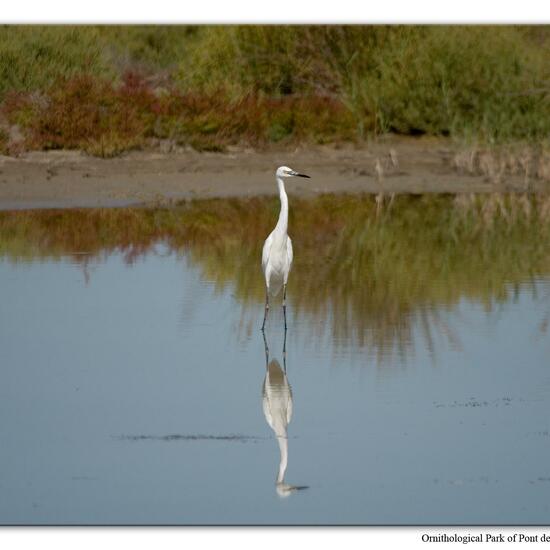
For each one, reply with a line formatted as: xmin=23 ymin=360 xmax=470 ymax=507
xmin=262 ymin=358 xmax=294 ymax=497
xmin=261 ymin=166 xmax=310 ymax=330
xmin=261 ymin=233 xmax=293 ymax=298
xmin=262 ymin=331 xmax=307 ymax=496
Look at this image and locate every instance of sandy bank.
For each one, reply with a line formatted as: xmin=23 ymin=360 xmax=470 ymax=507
xmin=0 ymin=138 xmax=547 ymax=210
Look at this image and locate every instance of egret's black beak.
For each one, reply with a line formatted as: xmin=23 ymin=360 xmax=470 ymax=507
xmin=292 ymin=172 xmax=310 ymax=178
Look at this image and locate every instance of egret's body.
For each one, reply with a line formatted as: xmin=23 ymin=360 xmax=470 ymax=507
xmin=261 ymin=228 xmax=293 ymax=300
xmin=261 ymin=166 xmax=310 ymax=330
xmin=262 ymin=358 xmax=293 ymax=495
xmin=262 ymin=330 xmax=307 ymax=496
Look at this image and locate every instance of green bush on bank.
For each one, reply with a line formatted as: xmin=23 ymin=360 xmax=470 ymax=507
xmin=180 ymin=26 xmax=550 ymax=142
xmin=1 ymin=25 xmax=550 ymax=154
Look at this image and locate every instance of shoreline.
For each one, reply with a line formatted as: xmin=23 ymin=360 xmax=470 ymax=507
xmin=0 ymin=139 xmax=548 ymax=210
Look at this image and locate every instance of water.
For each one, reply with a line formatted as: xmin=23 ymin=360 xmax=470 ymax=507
xmin=0 ymin=195 xmax=549 ymax=524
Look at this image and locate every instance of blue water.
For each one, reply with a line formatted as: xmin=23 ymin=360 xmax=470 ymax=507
xmin=1 ymin=246 xmax=549 ymax=524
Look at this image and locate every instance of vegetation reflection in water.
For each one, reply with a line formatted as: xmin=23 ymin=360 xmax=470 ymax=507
xmin=1 ymin=193 xmax=549 ymax=360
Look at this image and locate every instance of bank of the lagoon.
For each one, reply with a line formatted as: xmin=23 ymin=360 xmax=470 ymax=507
xmin=2 ymin=140 xmax=550 ymax=210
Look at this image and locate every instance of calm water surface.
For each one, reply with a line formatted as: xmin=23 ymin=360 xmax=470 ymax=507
xmin=0 ymin=194 xmax=549 ymax=524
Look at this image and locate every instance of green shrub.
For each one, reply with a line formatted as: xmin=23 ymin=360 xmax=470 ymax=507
xmin=0 ymin=26 xmax=111 ymax=98
xmin=179 ymin=26 xmax=550 ymax=142
xmin=2 ymin=25 xmax=550 ymax=152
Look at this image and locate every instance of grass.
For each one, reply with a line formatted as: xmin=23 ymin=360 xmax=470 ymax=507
xmin=1 ymin=26 xmax=550 ymax=156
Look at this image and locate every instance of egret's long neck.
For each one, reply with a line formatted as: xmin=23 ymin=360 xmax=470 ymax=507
xmin=276 ymin=433 xmax=288 ymax=484
xmin=275 ymin=176 xmax=288 ymax=235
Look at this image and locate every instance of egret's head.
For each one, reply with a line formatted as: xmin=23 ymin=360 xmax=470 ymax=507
xmin=276 ymin=483 xmax=310 ymax=498
xmin=276 ymin=166 xmax=310 ymax=179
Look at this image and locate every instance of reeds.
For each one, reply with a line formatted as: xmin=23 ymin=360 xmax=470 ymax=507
xmin=453 ymin=145 xmax=550 ymax=187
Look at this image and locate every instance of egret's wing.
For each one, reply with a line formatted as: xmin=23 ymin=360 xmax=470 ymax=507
xmin=262 ymin=233 xmax=273 ymax=272
xmin=286 ymin=236 xmax=293 ymax=267
xmin=262 ymin=383 xmax=274 ymax=430
xmin=286 ymin=393 xmax=293 ymax=425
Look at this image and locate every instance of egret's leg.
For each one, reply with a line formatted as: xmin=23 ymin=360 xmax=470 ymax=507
xmin=282 ymin=325 xmax=287 ymax=373
xmin=261 ymin=288 xmax=270 ymax=331
xmin=262 ymin=329 xmax=269 ymax=368
xmin=283 ymin=284 xmax=288 ymax=330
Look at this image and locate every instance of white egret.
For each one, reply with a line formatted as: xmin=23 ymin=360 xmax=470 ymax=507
xmin=262 ymin=331 xmax=308 ymax=497
xmin=261 ymin=166 xmax=310 ymax=330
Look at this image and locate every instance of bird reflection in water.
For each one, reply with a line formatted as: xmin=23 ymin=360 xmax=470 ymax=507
xmin=262 ymin=329 xmax=308 ymax=497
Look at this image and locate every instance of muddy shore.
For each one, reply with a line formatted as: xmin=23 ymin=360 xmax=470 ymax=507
xmin=0 ymin=138 xmax=547 ymax=210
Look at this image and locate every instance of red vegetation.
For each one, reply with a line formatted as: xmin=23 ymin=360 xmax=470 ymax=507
xmin=1 ymin=72 xmax=356 ymax=156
